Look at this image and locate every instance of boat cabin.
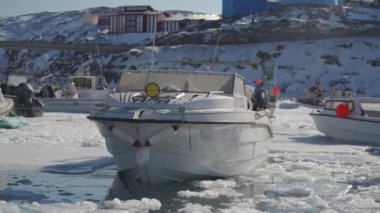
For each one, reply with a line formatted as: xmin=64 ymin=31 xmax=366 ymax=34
xmin=116 ymin=70 xmax=256 ymax=110
xmin=323 ymin=98 xmax=380 ymax=118
xmin=117 ymin=70 xmax=243 ymax=95
xmin=70 ymin=76 xmax=98 ymax=90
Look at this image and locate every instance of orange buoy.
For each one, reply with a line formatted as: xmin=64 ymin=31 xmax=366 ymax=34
xmin=336 ymin=103 xmax=350 ymax=118
xmin=272 ymin=86 xmax=280 ymax=96
xmin=255 ymin=79 xmax=263 ymax=86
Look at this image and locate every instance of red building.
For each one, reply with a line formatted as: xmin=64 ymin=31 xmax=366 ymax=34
xmin=97 ymin=16 xmax=110 ymax=26
xmin=107 ymin=5 xmax=170 ymax=34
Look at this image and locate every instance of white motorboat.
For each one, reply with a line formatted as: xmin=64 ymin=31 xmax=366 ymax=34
xmin=310 ymin=97 xmax=380 ymax=145
xmin=88 ymin=70 xmax=272 ymax=185
xmin=40 ymin=76 xmax=110 ymax=113
xmin=0 ymin=88 xmax=14 ymax=118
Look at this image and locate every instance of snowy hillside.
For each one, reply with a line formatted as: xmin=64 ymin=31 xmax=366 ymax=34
xmin=0 ymin=7 xmax=154 ymax=45
xmin=156 ymin=5 xmax=380 ymax=45
xmin=0 ymin=5 xmax=380 ymax=98
xmin=110 ymin=37 xmax=380 ymax=97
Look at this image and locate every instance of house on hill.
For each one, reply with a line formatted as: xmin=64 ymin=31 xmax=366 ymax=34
xmin=82 ymin=5 xmax=220 ymax=34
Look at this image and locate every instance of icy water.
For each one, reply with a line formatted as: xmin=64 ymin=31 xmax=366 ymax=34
xmin=0 ymin=103 xmax=379 ymax=212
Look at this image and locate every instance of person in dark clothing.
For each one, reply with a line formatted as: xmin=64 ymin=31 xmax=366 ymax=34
xmin=251 ymin=79 xmax=267 ymax=111
xmin=17 ymin=79 xmax=35 ymax=116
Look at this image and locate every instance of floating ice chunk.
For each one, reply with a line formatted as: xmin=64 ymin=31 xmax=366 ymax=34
xmin=197 ymin=179 xmax=236 ymax=189
xmin=265 ymin=186 xmax=313 ymax=198
xmin=178 ymin=203 xmax=212 ymax=213
xmin=333 ymin=194 xmax=380 ymax=212
xmin=283 ymin=187 xmax=313 ymax=197
xmin=100 ymin=198 xmax=161 ymax=212
xmin=178 ymin=188 xmax=242 ymax=199
xmin=178 ymin=190 xmax=220 ymax=199
xmin=285 ymin=161 xmax=319 ymax=171
xmin=0 ymin=200 xmax=20 ymax=212
xmin=22 ymin=198 xmax=161 ymax=213
xmin=24 ymin=201 xmax=98 ymax=212
xmin=220 ymin=198 xmax=261 ymax=213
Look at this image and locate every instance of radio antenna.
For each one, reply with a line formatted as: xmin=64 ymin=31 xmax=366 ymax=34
xmin=150 ymin=24 xmax=157 ymax=71
xmin=209 ymin=27 xmax=223 ymax=71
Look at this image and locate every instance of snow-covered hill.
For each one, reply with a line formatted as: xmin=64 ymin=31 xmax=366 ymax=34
xmin=0 ymin=5 xmax=380 ymax=98
xmin=0 ymin=7 xmax=152 ymax=45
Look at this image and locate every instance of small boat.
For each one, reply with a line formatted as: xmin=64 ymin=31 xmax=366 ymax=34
xmin=0 ymin=88 xmax=14 ymax=118
xmin=297 ymin=85 xmax=324 ymax=106
xmin=39 ymin=76 xmax=110 ymax=113
xmin=1 ymin=75 xmax=44 ymax=117
xmin=88 ymin=70 xmax=272 ymax=185
xmin=297 ymin=76 xmax=324 ymax=107
xmin=310 ymin=96 xmax=380 ymax=145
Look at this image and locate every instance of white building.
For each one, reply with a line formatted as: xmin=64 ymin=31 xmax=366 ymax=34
xmin=82 ymin=12 xmax=98 ymax=25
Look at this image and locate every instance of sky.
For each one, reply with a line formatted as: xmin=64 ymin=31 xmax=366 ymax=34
xmin=0 ymin=0 xmax=222 ymax=17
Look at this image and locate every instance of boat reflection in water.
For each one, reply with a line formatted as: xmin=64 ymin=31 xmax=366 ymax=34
xmin=105 ymin=169 xmax=270 ymax=211
xmin=107 ymin=171 xmax=188 ymax=200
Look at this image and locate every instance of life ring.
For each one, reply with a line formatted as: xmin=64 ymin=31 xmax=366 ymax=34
xmin=336 ymin=103 xmax=350 ymax=118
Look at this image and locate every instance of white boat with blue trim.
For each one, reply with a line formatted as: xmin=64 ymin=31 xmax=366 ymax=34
xmin=88 ymin=70 xmax=272 ymax=185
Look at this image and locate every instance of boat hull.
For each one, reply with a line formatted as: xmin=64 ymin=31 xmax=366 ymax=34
xmin=0 ymin=98 xmax=14 ymax=118
xmin=92 ymin=115 xmax=271 ymax=184
xmin=311 ymin=113 xmax=380 ymax=145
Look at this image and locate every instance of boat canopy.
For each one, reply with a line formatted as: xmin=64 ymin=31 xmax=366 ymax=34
xmin=6 ymin=75 xmax=29 ymax=87
xmin=117 ymin=70 xmax=240 ymax=94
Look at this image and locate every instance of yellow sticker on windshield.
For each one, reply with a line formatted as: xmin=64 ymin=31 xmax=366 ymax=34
xmin=145 ymin=82 xmax=160 ymax=98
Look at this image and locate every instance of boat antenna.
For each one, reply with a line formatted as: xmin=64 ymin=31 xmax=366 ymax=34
xmin=209 ymin=27 xmax=223 ymax=71
xmin=142 ymin=21 xmax=158 ymax=90
xmin=95 ymin=44 xmax=107 ymax=88
xmin=150 ymin=24 xmax=157 ymax=71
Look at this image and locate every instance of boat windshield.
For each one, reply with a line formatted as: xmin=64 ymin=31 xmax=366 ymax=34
xmin=361 ymin=102 xmax=380 ymax=117
xmin=324 ymin=100 xmax=354 ymax=111
xmin=117 ymin=71 xmax=235 ymax=94
xmin=70 ymin=76 xmax=97 ymax=90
